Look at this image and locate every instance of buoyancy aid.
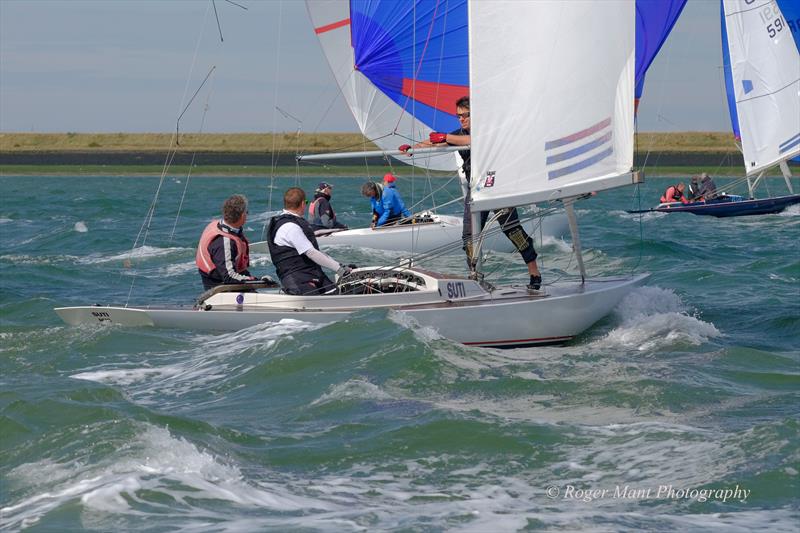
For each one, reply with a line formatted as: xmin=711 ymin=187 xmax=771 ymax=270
xmin=660 ymin=185 xmax=684 ymax=203
xmin=267 ymin=213 xmax=325 ymax=283
xmin=196 ymin=220 xmax=250 ymax=274
xmin=308 ymin=193 xmax=336 ymax=227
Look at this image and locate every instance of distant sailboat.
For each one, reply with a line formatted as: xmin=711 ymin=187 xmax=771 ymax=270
xmin=631 ymin=0 xmax=800 ymax=217
xmin=57 ymin=0 xmax=649 ymax=347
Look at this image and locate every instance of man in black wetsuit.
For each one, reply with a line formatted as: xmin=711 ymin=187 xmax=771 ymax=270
xmin=400 ymin=96 xmax=543 ymax=290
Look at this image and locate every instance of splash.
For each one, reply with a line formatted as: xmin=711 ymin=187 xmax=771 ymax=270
xmin=598 ymin=286 xmax=721 ymax=351
xmin=73 ymin=221 xmax=88 ymax=233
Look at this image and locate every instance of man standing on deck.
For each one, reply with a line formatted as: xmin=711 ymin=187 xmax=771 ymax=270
xmin=400 ymin=95 xmax=543 ymax=291
xmin=196 ymin=194 xmax=258 ymax=290
xmin=267 ymin=187 xmax=354 ymax=295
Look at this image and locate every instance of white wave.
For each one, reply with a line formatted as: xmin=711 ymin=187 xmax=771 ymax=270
xmin=0 ymin=253 xmax=80 ymax=265
xmin=158 ymin=260 xmax=196 ymax=277
xmin=779 ymin=203 xmax=799 ymax=216
xmin=613 ymin=209 xmax=667 ymax=221
xmin=78 ymin=245 xmax=191 ymax=265
xmin=0 ymin=217 xmax=12 ymax=224
xmin=388 ymin=309 xmax=445 ymax=344
xmin=310 ymin=377 xmax=394 ymax=407
xmin=72 ymin=319 xmax=325 ymax=403
xmin=1 ymin=424 xmax=333 ymax=531
xmin=541 ymin=235 xmax=573 ymax=253
xmin=73 ymin=221 xmax=88 ymax=233
xmin=597 ymin=286 xmax=721 ymax=351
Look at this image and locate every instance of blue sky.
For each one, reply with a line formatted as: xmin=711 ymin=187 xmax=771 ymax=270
xmin=0 ymin=0 xmax=732 ymax=134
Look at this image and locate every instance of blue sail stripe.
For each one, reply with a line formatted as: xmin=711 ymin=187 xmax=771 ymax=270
xmin=779 ymin=132 xmax=800 ymax=150
xmin=546 ymin=132 xmax=612 ymax=165
xmin=548 ymin=147 xmax=614 ymax=180
xmin=779 ymin=135 xmax=800 ymax=154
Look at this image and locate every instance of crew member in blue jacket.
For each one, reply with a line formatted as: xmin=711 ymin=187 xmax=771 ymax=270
xmin=361 ymin=173 xmax=411 ymax=227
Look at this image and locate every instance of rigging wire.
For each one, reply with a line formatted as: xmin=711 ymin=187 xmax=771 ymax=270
xmin=170 ymin=74 xmax=217 ymax=241
xmin=124 ymin=1 xmax=214 ymax=306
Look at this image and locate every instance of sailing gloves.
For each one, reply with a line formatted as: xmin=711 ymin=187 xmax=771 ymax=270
xmin=398 ymin=144 xmax=412 ymax=153
xmin=335 ymin=264 xmax=358 ymax=283
xmin=429 ymin=132 xmax=447 ymax=143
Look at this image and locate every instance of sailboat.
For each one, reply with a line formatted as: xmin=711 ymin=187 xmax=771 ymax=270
xmin=250 ymin=0 xmax=570 ymax=255
xmin=630 ymin=0 xmax=800 ymax=217
xmin=56 ymin=1 xmax=649 ymax=347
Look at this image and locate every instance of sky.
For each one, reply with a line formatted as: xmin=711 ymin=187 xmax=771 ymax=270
xmin=0 ymin=0 xmax=733 ymax=134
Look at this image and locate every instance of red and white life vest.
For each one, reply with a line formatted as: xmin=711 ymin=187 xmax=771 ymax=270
xmin=195 ymin=220 xmax=250 ymax=274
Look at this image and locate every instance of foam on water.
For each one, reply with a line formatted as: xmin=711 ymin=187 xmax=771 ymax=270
xmin=73 ymin=221 xmax=88 ymax=233
xmin=1 ymin=424 xmax=333 ymax=530
xmin=310 ymin=377 xmax=395 ymax=407
xmin=597 ymin=286 xmax=721 ymax=351
xmin=71 ymin=319 xmax=325 ymax=404
xmin=78 ymin=245 xmax=190 ymax=265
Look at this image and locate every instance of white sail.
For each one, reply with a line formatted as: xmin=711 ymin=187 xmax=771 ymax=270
xmin=469 ymin=0 xmax=637 ymax=211
xmin=723 ymin=0 xmax=800 ymax=175
xmin=305 ymin=0 xmax=459 ymax=171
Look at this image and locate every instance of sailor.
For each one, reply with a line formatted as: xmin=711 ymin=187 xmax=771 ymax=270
xmin=361 ymin=174 xmax=411 ymax=227
xmin=267 ymin=187 xmax=355 ymax=295
xmin=196 ymin=194 xmax=258 ymax=290
xmin=698 ymin=172 xmax=718 ymax=200
xmin=402 ymin=95 xmax=543 ymax=291
xmin=308 ymin=181 xmax=348 ymax=231
xmin=688 ymin=175 xmax=703 ymax=201
xmin=660 ymin=182 xmax=689 ymax=204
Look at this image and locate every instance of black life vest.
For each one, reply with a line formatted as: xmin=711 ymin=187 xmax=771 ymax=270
xmin=267 ymin=213 xmax=325 ymax=283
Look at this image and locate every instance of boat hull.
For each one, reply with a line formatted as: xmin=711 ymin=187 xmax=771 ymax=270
xmin=629 ymin=194 xmax=800 ymax=217
xmin=250 ymin=213 xmax=568 ymax=254
xmin=55 ymin=272 xmax=649 ymax=349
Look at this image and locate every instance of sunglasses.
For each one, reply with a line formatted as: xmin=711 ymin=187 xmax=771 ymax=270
xmin=456 ymin=112 xmax=470 ymax=119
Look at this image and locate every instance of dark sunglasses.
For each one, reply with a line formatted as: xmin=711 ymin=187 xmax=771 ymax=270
xmin=456 ymin=112 xmax=470 ymax=119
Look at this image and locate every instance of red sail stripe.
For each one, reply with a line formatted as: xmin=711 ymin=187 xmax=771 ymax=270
xmin=401 ymin=79 xmax=469 ymax=114
xmin=314 ymin=18 xmax=350 ymax=34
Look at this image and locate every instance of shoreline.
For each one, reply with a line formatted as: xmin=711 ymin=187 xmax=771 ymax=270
xmin=0 ymin=164 xmax=766 ymax=178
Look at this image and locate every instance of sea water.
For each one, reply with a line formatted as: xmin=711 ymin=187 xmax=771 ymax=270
xmin=1 ymin=174 xmax=798 ymax=531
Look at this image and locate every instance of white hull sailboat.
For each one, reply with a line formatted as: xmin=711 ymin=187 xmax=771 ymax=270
xmin=56 ymin=269 xmax=648 ymax=348
xmin=250 ymin=211 xmax=569 ymax=255
xmin=55 ymin=1 xmax=648 ymax=347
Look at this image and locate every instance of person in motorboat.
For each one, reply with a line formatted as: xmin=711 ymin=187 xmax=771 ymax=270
xmin=308 ymin=181 xmax=348 ymax=231
xmin=660 ymin=182 xmax=689 ymax=205
xmin=361 ymin=174 xmax=411 ymax=227
xmin=267 ymin=187 xmax=355 ymax=295
xmin=402 ymin=95 xmax=543 ymax=291
xmin=197 ymin=194 xmax=259 ymax=290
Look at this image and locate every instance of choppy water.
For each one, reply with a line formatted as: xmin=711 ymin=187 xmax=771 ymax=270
xmin=1 ymin=174 xmax=798 ymax=532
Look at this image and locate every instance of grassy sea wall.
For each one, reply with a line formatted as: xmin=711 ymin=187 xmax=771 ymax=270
xmin=0 ymin=132 xmax=790 ymax=176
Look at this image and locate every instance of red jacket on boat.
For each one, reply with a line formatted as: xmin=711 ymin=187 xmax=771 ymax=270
xmin=660 ymin=185 xmax=689 ymax=204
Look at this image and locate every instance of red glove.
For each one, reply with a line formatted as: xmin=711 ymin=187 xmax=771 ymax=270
xmin=429 ymin=132 xmax=447 ymax=144
xmin=398 ymin=144 xmax=411 ymax=152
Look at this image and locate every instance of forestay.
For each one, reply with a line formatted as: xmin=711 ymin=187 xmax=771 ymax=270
xmin=305 ymin=0 xmax=467 ymax=171
xmin=469 ymin=1 xmax=637 ymax=211
xmin=721 ymin=0 xmax=800 ymax=175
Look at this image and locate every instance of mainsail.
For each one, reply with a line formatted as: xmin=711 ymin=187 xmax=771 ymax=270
xmin=305 ymin=0 xmax=681 ymax=172
xmin=469 ymin=0 xmax=637 ymax=211
xmin=721 ymin=0 xmax=800 ymax=174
